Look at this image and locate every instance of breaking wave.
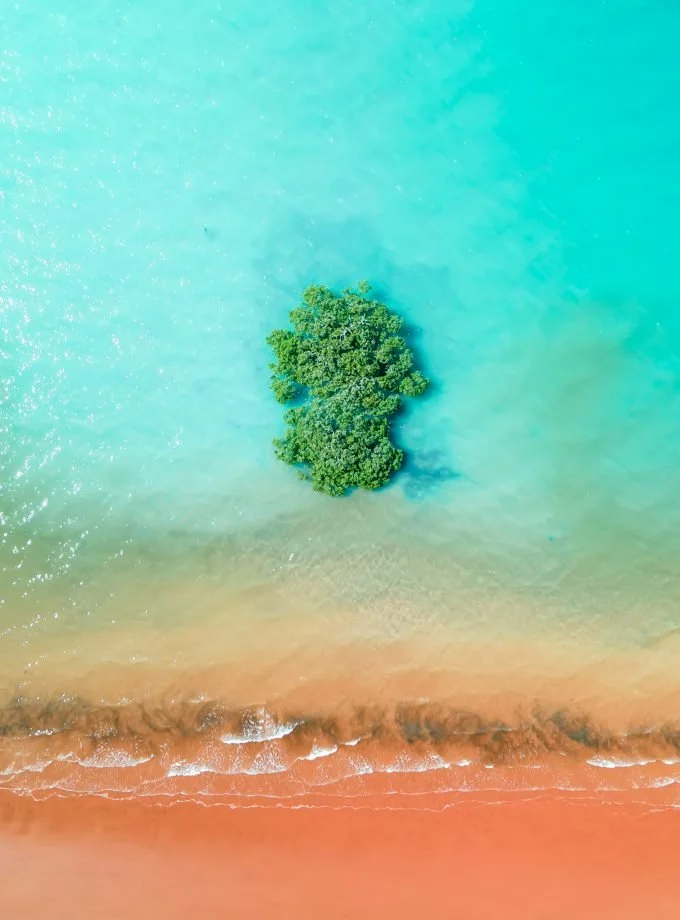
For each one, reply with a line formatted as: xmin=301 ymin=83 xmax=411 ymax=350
xmin=2 ymin=693 xmax=680 ymax=803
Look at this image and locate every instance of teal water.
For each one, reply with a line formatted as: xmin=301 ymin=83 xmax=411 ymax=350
xmin=2 ymin=0 xmax=680 ymax=773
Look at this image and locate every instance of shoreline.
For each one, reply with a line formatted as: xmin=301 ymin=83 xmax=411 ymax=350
xmin=2 ymin=788 xmax=680 ymax=918
xmin=3 ymin=691 xmax=680 ymax=802
xmin=4 ymin=632 xmax=680 ymax=800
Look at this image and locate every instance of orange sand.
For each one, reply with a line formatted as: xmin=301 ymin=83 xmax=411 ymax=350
xmin=2 ymin=788 xmax=679 ymax=918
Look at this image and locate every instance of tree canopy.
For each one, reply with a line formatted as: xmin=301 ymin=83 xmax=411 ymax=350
xmin=267 ymin=282 xmax=429 ymax=496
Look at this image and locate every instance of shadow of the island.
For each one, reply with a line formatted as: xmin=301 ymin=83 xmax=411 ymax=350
xmin=401 ymin=448 xmax=461 ymax=500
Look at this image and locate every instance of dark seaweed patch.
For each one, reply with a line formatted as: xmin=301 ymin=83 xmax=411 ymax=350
xmin=1 ymin=695 xmax=680 ymax=770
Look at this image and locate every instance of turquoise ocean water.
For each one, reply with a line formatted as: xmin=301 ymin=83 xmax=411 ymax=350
xmin=2 ymin=1 xmax=680 ymax=795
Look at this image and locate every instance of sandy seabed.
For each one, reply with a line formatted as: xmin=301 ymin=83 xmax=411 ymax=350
xmin=1 ymin=787 xmax=679 ymax=919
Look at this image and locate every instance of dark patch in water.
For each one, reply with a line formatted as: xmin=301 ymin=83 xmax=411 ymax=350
xmin=549 ymin=710 xmax=602 ymax=749
xmin=402 ymin=449 xmax=461 ymax=499
xmin=196 ymin=704 xmax=226 ymax=733
xmin=1 ymin=695 xmax=680 ymax=777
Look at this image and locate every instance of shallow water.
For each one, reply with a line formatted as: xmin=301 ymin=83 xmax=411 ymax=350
xmin=1 ymin=0 xmax=680 ymax=799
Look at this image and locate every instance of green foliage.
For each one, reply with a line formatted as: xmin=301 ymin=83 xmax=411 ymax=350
xmin=266 ymin=283 xmax=429 ymax=496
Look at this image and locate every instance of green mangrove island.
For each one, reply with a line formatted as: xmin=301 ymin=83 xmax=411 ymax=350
xmin=267 ymin=282 xmax=429 ymax=496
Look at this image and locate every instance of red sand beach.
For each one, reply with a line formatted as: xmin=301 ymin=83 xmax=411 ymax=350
xmin=3 ymin=638 xmax=680 ymax=917
xmin=2 ymin=788 xmax=679 ymax=919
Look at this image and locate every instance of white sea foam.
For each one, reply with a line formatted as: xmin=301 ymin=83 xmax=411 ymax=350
xmin=0 ymin=760 xmax=50 ymax=776
xmin=54 ymin=751 xmax=152 ymax=769
xmin=649 ymin=777 xmax=677 ymax=788
xmin=77 ymin=752 xmax=152 ymax=769
xmin=220 ymin=709 xmax=301 ymax=745
xmin=303 ymin=743 xmax=339 ymax=761
xmin=247 ymin=747 xmax=289 ymax=774
xmin=586 ymin=756 xmax=656 ymax=769
xmin=384 ymin=752 xmax=451 ymax=774
xmin=167 ymin=760 xmax=215 ymax=778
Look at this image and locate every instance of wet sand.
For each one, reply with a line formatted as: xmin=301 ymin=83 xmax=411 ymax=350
xmin=2 ymin=788 xmax=679 ymax=918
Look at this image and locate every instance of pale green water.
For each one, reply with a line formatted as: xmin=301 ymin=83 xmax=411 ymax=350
xmin=2 ymin=0 xmax=680 ymax=732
